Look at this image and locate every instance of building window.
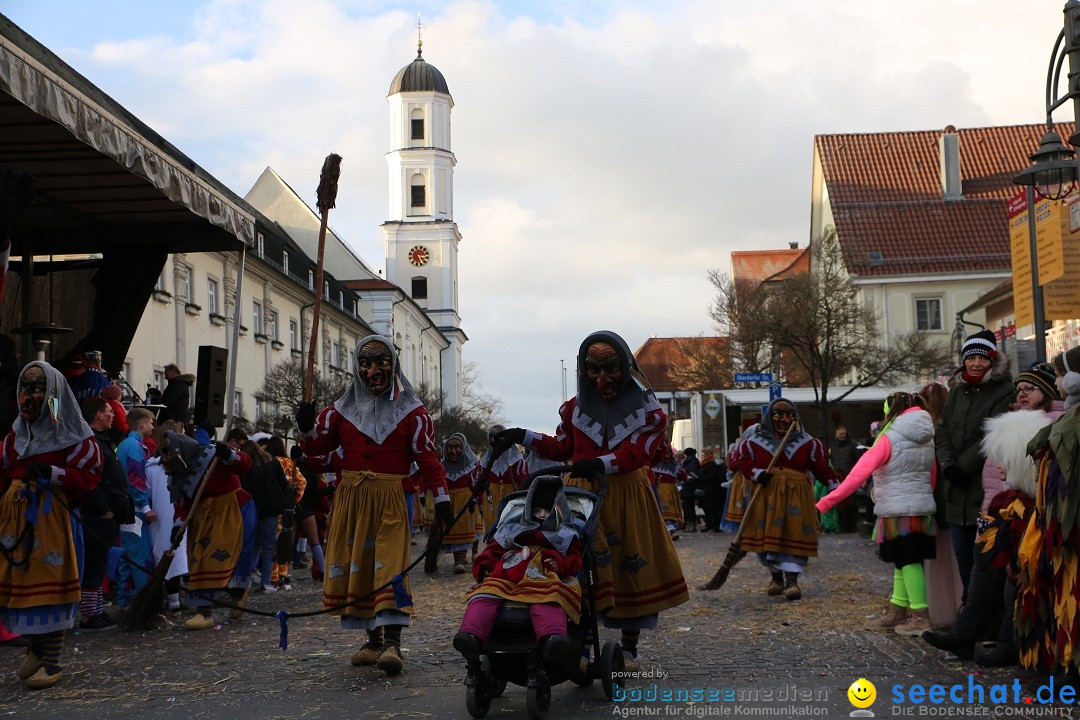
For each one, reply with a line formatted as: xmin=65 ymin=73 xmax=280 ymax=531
xmin=155 ymin=270 xmax=167 ymax=293
xmin=234 ymin=390 xmax=243 ymax=417
xmin=256 ymin=232 xmax=265 ymax=258
xmin=308 ymin=269 xmax=314 ymax=291
xmin=915 ymin=298 xmax=943 ymax=332
xmin=267 ymin=310 xmax=278 ymax=340
xmin=411 ymin=118 xmax=424 ymax=140
xmin=282 ymin=251 xmax=289 ymax=276
xmin=153 ymin=368 xmax=165 ymax=391
xmin=289 ymin=319 xmax=299 ymax=350
xmin=324 ymin=280 xmax=330 ymax=300
xmin=411 ymin=183 xmax=426 ymax=207
xmin=411 ymin=276 xmax=428 ymax=300
xmin=180 ymin=265 xmax=193 ymax=301
xmin=253 ymin=300 xmax=263 ymax=335
xmin=207 ymin=277 xmax=219 ymax=315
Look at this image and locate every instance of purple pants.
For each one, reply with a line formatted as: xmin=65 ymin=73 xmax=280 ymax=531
xmin=459 ymin=597 xmax=567 ymax=641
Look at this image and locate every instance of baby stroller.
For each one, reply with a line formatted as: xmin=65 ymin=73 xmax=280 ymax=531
xmin=462 ymin=466 xmax=624 ymax=719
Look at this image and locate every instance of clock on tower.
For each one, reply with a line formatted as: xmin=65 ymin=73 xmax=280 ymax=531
xmin=408 ymin=245 xmax=430 ymax=267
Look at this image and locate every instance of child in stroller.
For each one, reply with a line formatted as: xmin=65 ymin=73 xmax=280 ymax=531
xmin=453 ymin=474 xmax=584 ymax=673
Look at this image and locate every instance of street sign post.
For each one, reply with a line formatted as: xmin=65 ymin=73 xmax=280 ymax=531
xmin=734 ymin=372 xmax=774 ymax=383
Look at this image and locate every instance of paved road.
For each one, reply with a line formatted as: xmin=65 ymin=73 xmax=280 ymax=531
xmin=0 ymin=531 xmax=1060 ymax=719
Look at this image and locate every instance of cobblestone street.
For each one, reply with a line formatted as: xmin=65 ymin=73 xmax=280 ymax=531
xmin=0 ymin=531 xmax=1052 ymax=719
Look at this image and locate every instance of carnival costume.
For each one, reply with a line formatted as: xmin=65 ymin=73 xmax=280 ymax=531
xmin=442 ymin=433 xmax=482 ymax=572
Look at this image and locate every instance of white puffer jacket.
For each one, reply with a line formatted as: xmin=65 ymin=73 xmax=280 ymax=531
xmin=871 ymin=409 xmax=937 ymax=518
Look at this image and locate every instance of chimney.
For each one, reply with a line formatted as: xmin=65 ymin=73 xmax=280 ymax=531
xmin=788 ymin=242 xmax=798 ymax=250
xmin=939 ymin=125 xmax=962 ymax=199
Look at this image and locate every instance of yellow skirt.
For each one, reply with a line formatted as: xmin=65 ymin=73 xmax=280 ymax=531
xmin=655 ymin=481 xmax=684 ymax=525
xmin=323 ymin=471 xmax=411 ymax=619
xmin=0 ymin=480 xmax=80 ymax=609
xmin=481 ymin=482 xmax=516 ymax=531
xmin=723 ymin=472 xmax=750 ymax=526
xmin=567 ymin=468 xmax=689 ymax=619
xmin=187 ymin=490 xmax=244 ymax=591
xmin=739 ymin=468 xmax=819 ymax=557
xmin=444 ymin=486 xmax=478 ymax=547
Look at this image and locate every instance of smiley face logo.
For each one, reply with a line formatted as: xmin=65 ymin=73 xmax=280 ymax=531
xmin=847 ymin=678 xmax=876 ymax=709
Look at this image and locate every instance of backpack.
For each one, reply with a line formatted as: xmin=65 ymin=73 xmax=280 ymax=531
xmin=242 ymin=460 xmax=292 ymax=519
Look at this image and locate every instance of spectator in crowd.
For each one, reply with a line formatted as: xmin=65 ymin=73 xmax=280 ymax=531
xmin=290 ymin=444 xmax=327 ymax=581
xmin=147 ymin=420 xmax=187 ymax=615
xmin=79 ymin=396 xmax=134 ymax=632
xmin=680 ymin=448 xmax=700 ymax=532
xmin=114 ymin=408 xmax=156 ymax=612
xmin=239 ymin=440 xmax=290 ymax=594
xmin=161 ymin=364 xmax=194 ymax=425
xmin=266 ymin=436 xmax=306 ymax=590
xmin=829 ymin=425 xmax=860 ymax=532
xmin=99 ymin=384 xmax=128 ymax=439
xmin=68 ymin=351 xmax=111 ymax=400
xmin=697 ymin=447 xmax=727 ymax=533
xmin=936 ymin=330 xmax=1013 ymax=604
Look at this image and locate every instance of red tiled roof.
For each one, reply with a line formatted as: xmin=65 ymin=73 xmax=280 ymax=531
xmin=816 ymin=123 xmax=1075 ymax=277
xmin=634 ymin=336 xmax=728 ymax=393
xmin=731 ymin=248 xmax=809 ymax=284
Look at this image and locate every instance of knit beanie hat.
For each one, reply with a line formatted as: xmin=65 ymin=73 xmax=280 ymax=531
xmin=1016 ymin=362 xmax=1060 ymax=401
xmin=962 ymin=329 xmax=999 ymax=360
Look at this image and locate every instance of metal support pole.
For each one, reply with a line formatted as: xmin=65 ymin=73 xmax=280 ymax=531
xmin=1027 ymin=186 xmax=1048 ymax=363
xmin=225 ymin=242 xmax=247 ymax=427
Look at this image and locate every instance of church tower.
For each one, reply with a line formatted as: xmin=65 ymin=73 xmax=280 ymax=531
xmin=383 ymin=42 xmax=466 ymax=408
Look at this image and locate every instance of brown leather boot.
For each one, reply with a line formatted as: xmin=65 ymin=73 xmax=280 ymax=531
xmin=865 ymin=603 xmax=908 ymax=630
xmin=766 ymin=572 xmax=784 ymax=596
xmin=782 ymin=572 xmax=801 ymax=600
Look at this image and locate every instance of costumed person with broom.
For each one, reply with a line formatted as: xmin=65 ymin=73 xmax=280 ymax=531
xmin=441 ymin=433 xmax=481 ymax=574
xmin=816 ymin=392 xmax=938 ymax=635
xmin=295 ymin=335 xmax=453 ymax=676
xmin=157 ymin=430 xmax=255 ymax=630
xmin=478 ymin=424 xmax=528 ymax=534
xmin=494 ymin=330 xmax=689 ymax=672
xmin=731 ymin=398 xmax=838 ymax=600
xmin=0 ymin=361 xmax=103 ymax=689
xmin=1015 ymin=347 xmax=1080 ymax=688
xmin=649 ymin=442 xmax=685 ymax=540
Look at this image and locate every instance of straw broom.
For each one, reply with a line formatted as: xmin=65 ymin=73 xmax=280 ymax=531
xmin=699 ymin=422 xmax=798 ymax=591
xmin=123 ymin=457 xmax=220 ymax=630
xmin=303 ymin=154 xmax=342 ymax=403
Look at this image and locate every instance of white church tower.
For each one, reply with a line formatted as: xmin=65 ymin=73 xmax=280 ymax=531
xmin=383 ymin=41 xmax=467 ymax=408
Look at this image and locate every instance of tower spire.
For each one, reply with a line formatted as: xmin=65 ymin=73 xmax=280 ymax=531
xmin=416 ymin=13 xmax=423 ymax=57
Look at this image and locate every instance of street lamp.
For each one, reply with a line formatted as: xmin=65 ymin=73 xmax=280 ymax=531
xmin=1012 ymin=1 xmax=1080 ymax=362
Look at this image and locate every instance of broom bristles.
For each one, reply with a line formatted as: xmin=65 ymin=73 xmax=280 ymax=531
xmin=122 ymin=550 xmax=174 ymax=631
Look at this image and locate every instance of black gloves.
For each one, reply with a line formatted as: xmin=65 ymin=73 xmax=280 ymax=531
xmin=295 ymin=401 xmax=317 ymax=433
xmin=944 ymin=466 xmax=967 ymax=486
xmin=213 ymin=442 xmax=233 ymax=462
xmin=0 ymin=170 xmax=33 ymax=240
xmin=434 ymin=500 xmax=454 ymax=534
xmin=26 ymin=463 xmax=52 ymax=482
xmin=473 ymin=474 xmax=490 ymax=496
xmin=754 ymin=470 xmax=773 ymax=486
xmin=170 ymin=523 xmax=185 ymax=547
xmin=571 ymin=458 xmax=605 ymax=480
xmin=491 ymin=427 xmax=527 ymax=457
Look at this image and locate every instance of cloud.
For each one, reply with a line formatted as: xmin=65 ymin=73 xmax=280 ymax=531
xmin=9 ymin=0 xmax=1063 ymax=430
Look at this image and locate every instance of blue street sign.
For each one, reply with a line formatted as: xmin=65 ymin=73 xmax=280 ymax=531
xmin=734 ymin=372 xmax=774 ymax=383
xmin=769 ymin=382 xmax=782 ymax=401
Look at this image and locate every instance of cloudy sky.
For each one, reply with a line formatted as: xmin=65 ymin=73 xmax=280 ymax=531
xmin=2 ymin=1 xmax=1067 ymax=432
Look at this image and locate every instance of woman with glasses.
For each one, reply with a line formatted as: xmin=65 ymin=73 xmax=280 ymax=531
xmin=818 ymin=392 xmax=938 ymax=635
xmin=924 ymin=362 xmax=1062 ymax=667
xmin=732 ymin=398 xmax=838 ymax=601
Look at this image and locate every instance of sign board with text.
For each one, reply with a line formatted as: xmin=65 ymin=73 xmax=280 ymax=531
xmin=734 ymin=372 xmax=773 ymax=383
xmin=1008 ymin=191 xmax=1080 ymax=326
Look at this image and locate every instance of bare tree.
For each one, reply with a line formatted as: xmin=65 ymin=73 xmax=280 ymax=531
xmin=417 ymin=362 xmax=505 ymax=451
xmin=714 ymin=230 xmax=952 ymax=435
xmin=253 ymin=356 xmax=350 ymax=438
xmin=668 ymin=336 xmax=733 ymax=392
xmin=706 ymin=270 xmax=776 ymax=375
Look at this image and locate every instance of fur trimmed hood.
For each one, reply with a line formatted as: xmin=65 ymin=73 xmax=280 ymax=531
xmin=981 ymin=409 xmax=1055 ymax=497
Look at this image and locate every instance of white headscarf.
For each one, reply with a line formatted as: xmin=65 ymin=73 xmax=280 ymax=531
xmin=13 ymin=361 xmax=93 ymax=458
xmin=442 ymin=432 xmax=479 ymax=482
xmin=334 ymin=335 xmax=422 ymax=444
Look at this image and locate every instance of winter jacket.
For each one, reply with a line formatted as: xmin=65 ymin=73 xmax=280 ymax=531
xmin=161 ymin=373 xmax=195 ymax=424
xmin=936 ymin=355 xmax=1014 ymax=526
xmin=871 ymin=409 xmax=937 ymax=518
xmin=829 ymin=437 xmax=859 ymax=476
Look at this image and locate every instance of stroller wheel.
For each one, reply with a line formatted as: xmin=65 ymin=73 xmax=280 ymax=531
xmin=599 ymin=640 xmax=624 ymax=701
xmin=481 ymin=656 xmax=507 ymax=698
xmin=525 ymin=674 xmax=552 ymax=720
xmin=466 ymin=684 xmax=491 ymax=718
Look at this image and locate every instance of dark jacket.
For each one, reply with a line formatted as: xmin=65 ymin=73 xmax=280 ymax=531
xmin=697 ymin=458 xmax=726 ymax=510
xmin=161 ymin=373 xmax=195 ymax=424
xmin=829 ymin=437 xmax=859 ymax=476
xmin=936 ymin=355 xmax=1014 ymax=526
xmin=86 ymin=429 xmax=136 ymax=523
xmin=241 ymin=458 xmax=292 ymax=519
